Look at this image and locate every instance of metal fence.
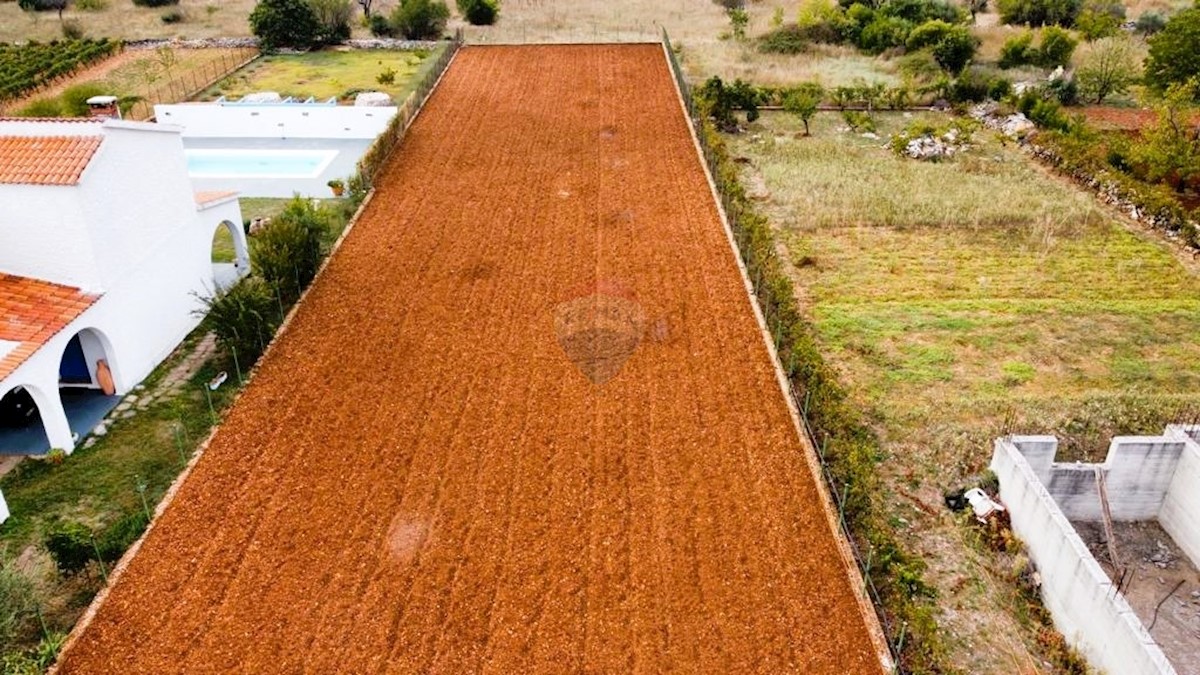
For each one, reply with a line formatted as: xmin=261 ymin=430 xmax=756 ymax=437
xmin=357 ymin=31 xmax=463 ymax=187
xmin=128 ymin=47 xmax=259 ymax=121
xmin=662 ymin=26 xmax=907 ymax=672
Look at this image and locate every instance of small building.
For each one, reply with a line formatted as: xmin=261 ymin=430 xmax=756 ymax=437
xmin=0 ymin=117 xmax=247 ymax=455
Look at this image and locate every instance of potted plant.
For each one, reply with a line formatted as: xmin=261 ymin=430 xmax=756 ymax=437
xmin=327 ymin=179 xmax=345 ymax=197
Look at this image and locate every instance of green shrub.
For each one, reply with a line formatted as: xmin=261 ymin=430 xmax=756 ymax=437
xmin=1075 ymin=5 xmax=1122 ymax=40
xmin=905 ymin=18 xmax=952 ymax=49
xmin=1144 ymin=7 xmax=1200 ymax=98
xmin=1135 ymin=11 xmax=1166 ymax=36
xmin=758 ymin=24 xmax=813 ymax=53
xmin=309 ymin=0 xmax=353 ymax=44
xmin=132 ymin=0 xmax=179 ymax=6
xmin=61 ymin=19 xmax=85 ymax=39
xmin=930 ymin=24 xmax=977 ymax=73
xmin=250 ymin=0 xmax=321 ymax=51
xmin=997 ymin=0 xmax=1081 ymax=26
xmin=880 ymin=0 xmax=966 ymax=24
xmin=18 ymin=98 xmax=63 ymax=117
xmin=196 ymin=276 xmax=282 ymax=362
xmin=390 ymin=0 xmax=450 ymax=39
xmin=76 ymin=0 xmax=108 ymax=9
xmin=161 ymin=9 xmax=186 ymax=23
xmin=858 ymin=16 xmax=913 ymax=53
xmin=999 ymin=30 xmax=1036 ymax=67
xmin=1017 ymin=89 xmax=1075 ymax=130
xmin=368 ymin=12 xmax=395 ymax=36
xmin=458 ymin=0 xmax=498 ymax=25
xmin=96 ymin=511 xmax=149 ymax=563
xmin=1038 ymin=25 xmax=1078 ymax=67
xmin=252 ymin=197 xmax=331 ymax=302
xmin=44 ymin=522 xmax=95 ymax=576
xmin=949 ymin=66 xmax=1004 ymax=102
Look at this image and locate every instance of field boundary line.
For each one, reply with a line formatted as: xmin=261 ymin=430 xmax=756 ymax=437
xmin=658 ymin=34 xmax=895 ymax=673
xmin=50 ymin=39 xmax=464 ymax=673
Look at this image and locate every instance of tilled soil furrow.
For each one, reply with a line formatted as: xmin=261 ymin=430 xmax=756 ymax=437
xmin=57 ymin=44 xmax=882 ymax=674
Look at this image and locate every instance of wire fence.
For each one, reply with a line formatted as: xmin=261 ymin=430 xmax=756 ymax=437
xmin=357 ymin=31 xmax=463 ymax=187
xmin=663 ymin=26 xmax=906 ymax=672
xmin=126 ymin=47 xmax=259 ymax=121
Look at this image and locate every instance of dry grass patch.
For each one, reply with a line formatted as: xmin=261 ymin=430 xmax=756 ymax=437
xmin=730 ymin=109 xmax=1200 ymax=673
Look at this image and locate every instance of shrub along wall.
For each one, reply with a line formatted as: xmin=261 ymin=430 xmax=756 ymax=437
xmin=357 ymin=31 xmax=462 ymax=186
xmin=662 ymin=30 xmax=948 ymax=674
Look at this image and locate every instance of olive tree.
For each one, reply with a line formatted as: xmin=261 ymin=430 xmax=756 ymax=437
xmin=1076 ymin=35 xmax=1140 ymax=103
xmin=784 ymin=83 xmax=825 ymax=136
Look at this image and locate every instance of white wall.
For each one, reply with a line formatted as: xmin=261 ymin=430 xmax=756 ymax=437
xmin=1047 ymin=438 xmax=1186 ymax=522
xmin=992 ymin=438 xmax=1177 ymax=675
xmin=77 ymin=121 xmax=199 ymax=293
xmin=1160 ymin=426 xmax=1200 ymax=567
xmin=0 ymin=183 xmax=101 ymax=290
xmin=154 ymin=103 xmax=398 ymax=139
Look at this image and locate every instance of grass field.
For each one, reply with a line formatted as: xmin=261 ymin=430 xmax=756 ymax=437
xmin=730 ymin=110 xmax=1200 ymax=673
xmin=197 ymin=48 xmax=441 ymax=103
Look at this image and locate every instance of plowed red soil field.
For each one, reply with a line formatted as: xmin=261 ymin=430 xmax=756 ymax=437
xmin=57 ymin=44 xmax=883 ymax=673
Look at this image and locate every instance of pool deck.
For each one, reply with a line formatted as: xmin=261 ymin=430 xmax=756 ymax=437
xmin=184 ymin=138 xmax=371 ymax=199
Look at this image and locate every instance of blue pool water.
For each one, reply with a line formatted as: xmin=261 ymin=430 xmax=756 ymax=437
xmin=186 ymin=149 xmax=337 ymax=178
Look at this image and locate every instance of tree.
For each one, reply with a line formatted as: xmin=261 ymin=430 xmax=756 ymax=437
xmin=18 ymin=0 xmax=69 ymax=20
xmin=1133 ymin=80 xmax=1200 ymax=190
xmin=1037 ymin=25 xmax=1077 ymax=67
xmin=930 ymin=25 xmax=978 ymax=73
xmin=784 ymin=83 xmax=825 ymax=136
xmin=309 ymin=0 xmax=353 ymax=44
xmin=996 ymin=0 xmax=1082 ymax=26
xmin=356 ymin=0 xmax=372 ymax=17
xmin=249 ymin=0 xmax=320 ymax=50
xmin=457 ymin=0 xmax=497 ymax=25
xmin=389 ymin=0 xmax=449 ymax=39
xmin=1076 ymin=35 xmax=1140 ymax=103
xmin=1145 ymin=8 xmax=1200 ymax=98
xmin=1134 ymin=11 xmax=1166 ymax=36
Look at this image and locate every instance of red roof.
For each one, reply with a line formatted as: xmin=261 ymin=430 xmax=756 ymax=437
xmin=0 ymin=135 xmax=103 ymax=185
xmin=194 ymin=190 xmax=239 ymax=208
xmin=0 ymin=274 xmax=100 ymax=382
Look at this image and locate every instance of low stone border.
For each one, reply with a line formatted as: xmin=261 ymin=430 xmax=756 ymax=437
xmin=124 ymin=37 xmax=445 ymax=51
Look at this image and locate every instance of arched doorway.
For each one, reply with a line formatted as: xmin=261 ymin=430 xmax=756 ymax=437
xmin=0 ymin=385 xmax=49 ymax=455
xmin=211 ymin=220 xmax=251 ymax=291
xmin=56 ymin=327 xmax=122 ymax=450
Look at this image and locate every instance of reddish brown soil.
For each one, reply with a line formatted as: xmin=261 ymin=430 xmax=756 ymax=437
xmin=57 ymin=44 xmax=883 ymax=673
xmin=1079 ymin=105 xmax=1200 ymax=132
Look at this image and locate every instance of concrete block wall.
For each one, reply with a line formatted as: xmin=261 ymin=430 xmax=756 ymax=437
xmin=1160 ymin=426 xmax=1200 ymax=567
xmin=1011 ymin=436 xmax=1186 ymax=522
xmin=991 ymin=438 xmax=1177 ymax=675
xmin=153 ymin=104 xmax=398 ymax=139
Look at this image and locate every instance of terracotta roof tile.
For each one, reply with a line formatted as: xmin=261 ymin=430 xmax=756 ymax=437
xmin=0 ymin=273 xmax=101 ymax=382
xmin=0 ymin=135 xmax=103 ymax=185
xmin=194 ymin=190 xmax=239 ymax=207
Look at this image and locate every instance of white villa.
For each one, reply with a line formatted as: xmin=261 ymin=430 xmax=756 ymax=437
xmin=0 ymin=116 xmax=248 ymax=456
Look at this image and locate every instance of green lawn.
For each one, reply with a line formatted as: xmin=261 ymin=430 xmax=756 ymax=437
xmin=729 ymin=110 xmax=1200 ymax=671
xmin=199 ymin=47 xmax=444 ymax=103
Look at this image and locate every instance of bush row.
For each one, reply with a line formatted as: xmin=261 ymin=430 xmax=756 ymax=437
xmin=691 ymin=90 xmax=948 ymax=673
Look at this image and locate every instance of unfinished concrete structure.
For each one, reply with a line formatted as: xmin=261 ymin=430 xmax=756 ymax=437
xmin=991 ymin=426 xmax=1200 ymax=675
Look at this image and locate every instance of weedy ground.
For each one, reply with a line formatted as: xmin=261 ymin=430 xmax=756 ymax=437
xmin=729 ymin=109 xmax=1200 ymax=673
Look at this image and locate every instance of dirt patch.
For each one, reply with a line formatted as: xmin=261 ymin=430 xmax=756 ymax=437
xmin=1076 ymin=520 xmax=1200 ymax=674
xmin=56 ymin=45 xmax=883 ymax=673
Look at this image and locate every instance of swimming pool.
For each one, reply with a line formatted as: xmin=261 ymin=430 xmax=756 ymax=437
xmin=185 ymin=149 xmax=338 ymax=179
